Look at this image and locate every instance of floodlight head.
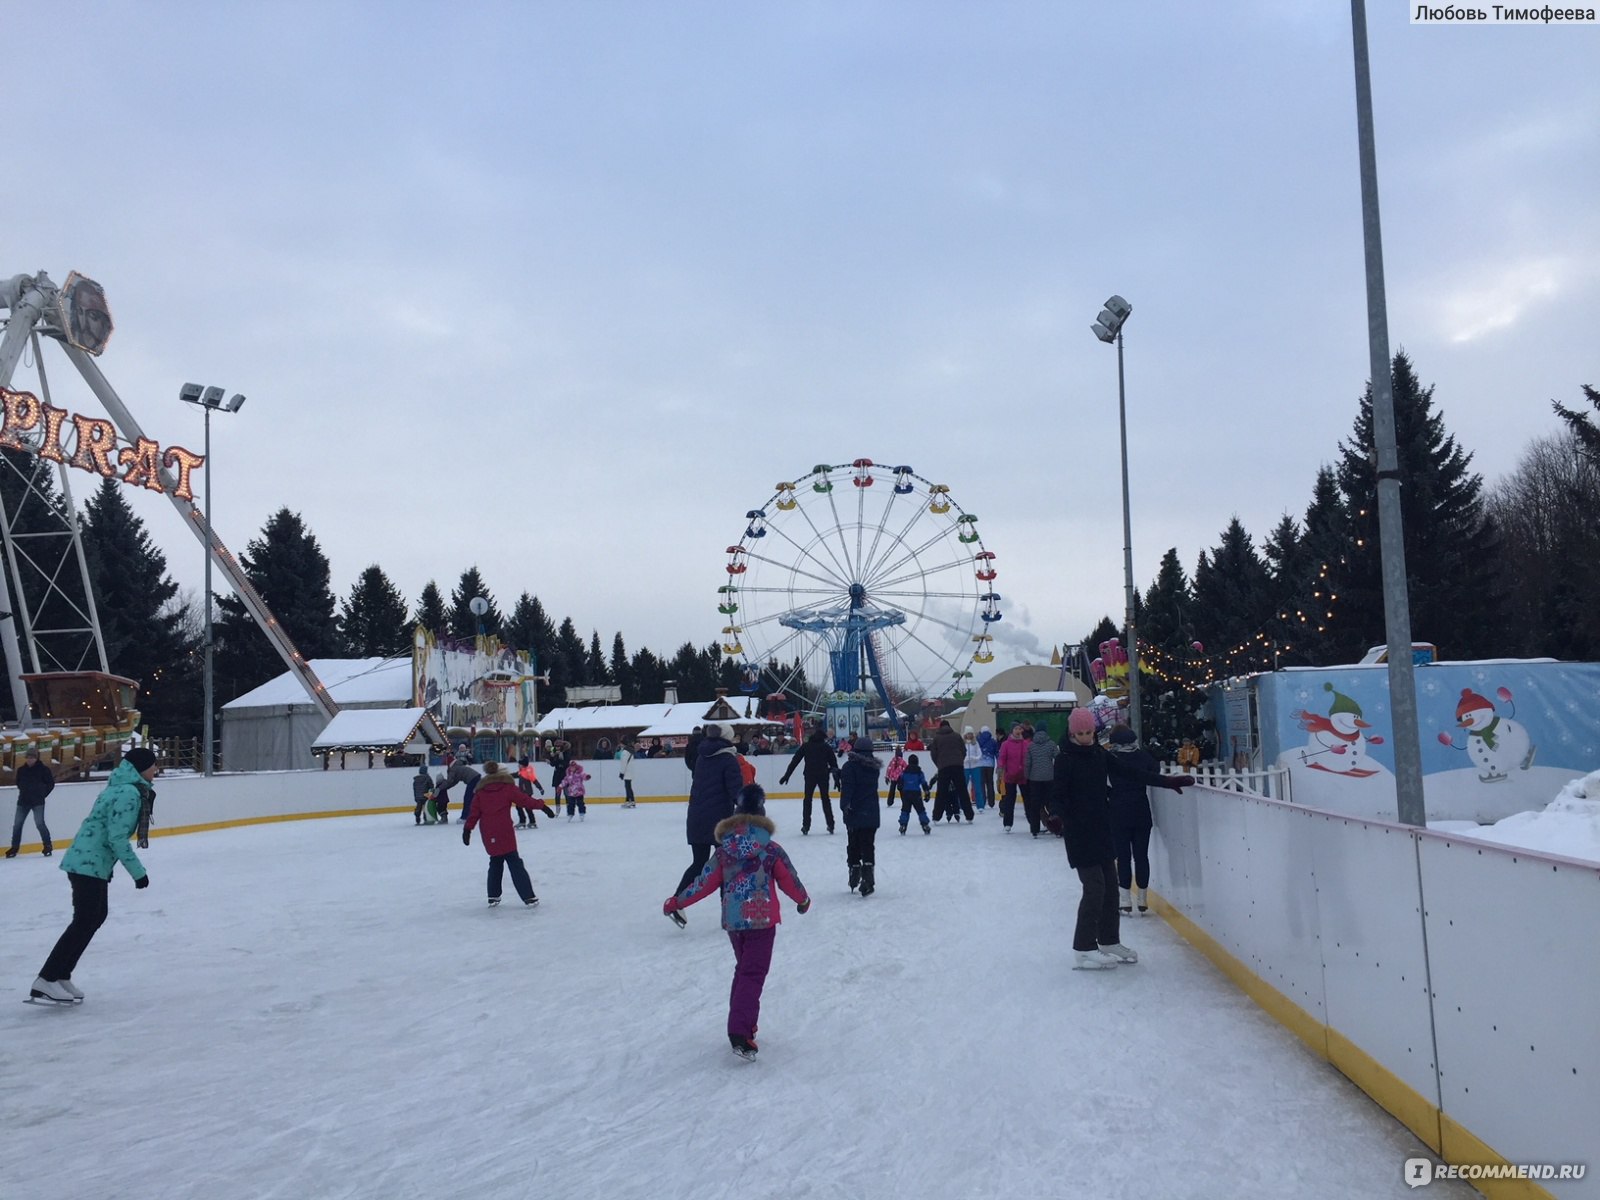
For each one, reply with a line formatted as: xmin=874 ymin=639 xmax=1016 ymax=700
xmin=179 ymin=382 xmax=204 ymax=404
xmin=200 ymin=385 xmax=225 ymax=408
xmin=1103 ymin=295 xmax=1131 ymax=321
xmin=1091 ymin=320 xmax=1117 ymax=344
xmin=224 ymin=393 xmax=246 ymax=413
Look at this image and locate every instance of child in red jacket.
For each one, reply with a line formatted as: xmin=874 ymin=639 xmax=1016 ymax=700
xmin=463 ymin=762 xmax=557 ymax=907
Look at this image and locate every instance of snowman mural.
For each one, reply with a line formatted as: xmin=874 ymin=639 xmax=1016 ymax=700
xmin=1438 ymin=687 xmax=1536 ymax=782
xmin=1293 ymin=682 xmax=1385 ymax=778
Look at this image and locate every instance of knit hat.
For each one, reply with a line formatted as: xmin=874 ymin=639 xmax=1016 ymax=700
xmin=702 ymin=722 xmax=721 ymax=739
xmin=1108 ymin=724 xmax=1137 ymax=745
xmin=1323 ymin=682 xmax=1361 ymax=718
xmin=907 ymin=753 xmax=920 ymax=769
xmin=1455 ymin=688 xmax=1494 ymax=722
xmin=124 ymin=747 xmax=157 ymax=773
xmin=483 ymin=761 xmax=502 ymax=775
xmin=737 ymin=783 xmax=766 ymax=816
xmin=1068 ymin=708 xmax=1097 ymax=735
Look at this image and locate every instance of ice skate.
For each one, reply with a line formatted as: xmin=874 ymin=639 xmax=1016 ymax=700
xmin=1119 ymin=887 xmax=1133 ymax=915
xmin=848 ymin=863 xmax=861 ymax=892
xmin=1136 ymin=888 xmax=1150 ymax=915
xmin=27 ymin=977 xmax=76 ymax=1004
xmin=524 ymin=895 xmax=539 ymax=908
xmin=665 ymin=908 xmax=687 ymax=928
xmin=58 ymin=979 xmax=84 ymax=1001
xmin=1099 ymin=943 xmax=1138 ymax=963
xmin=1074 ymin=951 xmax=1116 ymax=970
xmin=729 ymin=1034 xmax=759 ymax=1060
xmin=859 ymin=863 xmax=875 ymax=897
xmin=922 ymin=822 xmax=931 ymax=834
xmin=487 ymin=897 xmax=501 ymax=907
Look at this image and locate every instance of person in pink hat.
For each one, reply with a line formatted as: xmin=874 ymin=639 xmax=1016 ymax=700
xmin=1046 ymin=707 xmax=1193 ymax=971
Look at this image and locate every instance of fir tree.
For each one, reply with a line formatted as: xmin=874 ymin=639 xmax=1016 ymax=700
xmin=587 ymin=631 xmax=609 ymax=683
xmin=631 ymin=646 xmax=665 ymax=704
xmin=551 ymin=618 xmax=587 ymax=697
xmin=1261 ymin=514 xmax=1311 ymax=667
xmin=339 ymin=565 xmax=411 ymax=657
xmin=1330 ymin=352 xmax=1509 ymax=661
xmin=1552 ymin=384 xmax=1600 ymax=467
xmin=1287 ymin=467 xmax=1352 ymax=664
xmin=80 ymin=477 xmax=200 ymax=737
xmin=610 ymin=632 xmax=634 ymax=702
xmin=413 ymin=581 xmax=446 ymax=635
xmin=448 ymin=568 xmax=501 ymax=640
xmin=214 ymin=508 xmax=342 ymax=701
xmin=504 ymin=592 xmax=555 ymax=671
xmin=1191 ymin=517 xmax=1274 ymax=665
xmin=1138 ymin=548 xmax=1198 ymax=745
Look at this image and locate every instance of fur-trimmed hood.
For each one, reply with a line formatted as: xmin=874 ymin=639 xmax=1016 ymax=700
xmin=714 ymin=812 xmax=776 ymax=840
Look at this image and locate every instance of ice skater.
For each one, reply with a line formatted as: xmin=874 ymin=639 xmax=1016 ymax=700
xmin=462 ymin=762 xmax=557 ymax=907
xmin=662 ymin=784 xmax=809 ymax=1059
xmin=562 ymin=759 xmax=591 ymax=820
xmin=889 ymin=753 xmax=931 ymax=834
xmin=839 ymin=734 xmax=882 ymax=895
xmin=413 ymin=762 xmax=436 ymax=825
xmin=1107 ymin=724 xmax=1158 ymax=915
xmin=7 ymin=747 xmax=55 ymax=857
xmin=778 ymin=725 xmax=840 ymax=835
xmin=514 ymin=755 xmax=547 ymax=828
xmin=1047 ymin=710 xmax=1192 ymax=970
xmin=666 ymin=722 xmax=742 ymax=927
xmin=27 ymin=747 xmax=158 ymax=1004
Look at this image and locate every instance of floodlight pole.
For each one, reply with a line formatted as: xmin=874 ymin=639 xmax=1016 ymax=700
xmin=1114 ymin=329 xmax=1142 ymax=741
xmin=202 ymin=404 xmax=215 ymax=775
xmin=1351 ymin=0 xmax=1425 ymax=826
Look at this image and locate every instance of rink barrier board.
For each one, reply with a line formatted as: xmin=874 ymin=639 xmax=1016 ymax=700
xmin=0 ymin=754 xmax=815 ymax=856
xmin=1152 ymin=784 xmax=1599 ymax=1200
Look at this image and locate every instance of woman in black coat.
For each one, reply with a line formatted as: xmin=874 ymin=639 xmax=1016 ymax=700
xmin=1047 ymin=710 xmax=1192 ymax=970
xmin=665 ymin=723 xmax=742 ymax=926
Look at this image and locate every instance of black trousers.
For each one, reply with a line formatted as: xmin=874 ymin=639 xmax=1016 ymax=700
xmin=801 ymin=777 xmax=836 ymax=832
xmin=999 ymin=778 xmax=1021 ymax=828
xmin=932 ymin=765 xmax=972 ymax=821
xmin=846 ymin=827 xmax=876 ymax=867
xmin=487 ymin=851 xmax=535 ymax=902
xmin=40 ymin=872 xmax=110 ymax=982
xmin=677 ymin=842 xmax=714 ymax=894
xmin=1113 ymin=807 xmax=1154 ymax=890
xmin=1073 ymin=861 xmax=1121 ymax=952
xmin=1020 ymin=780 xmax=1046 ymax=835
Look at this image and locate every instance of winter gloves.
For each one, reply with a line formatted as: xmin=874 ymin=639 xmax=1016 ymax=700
xmin=135 ymin=875 xmax=150 ymax=889
xmin=462 ymin=829 xmax=471 ymax=846
xmin=796 ymin=897 xmax=811 ymax=914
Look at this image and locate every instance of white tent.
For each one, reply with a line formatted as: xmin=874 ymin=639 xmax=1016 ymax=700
xmin=221 ymin=658 xmax=413 ymax=772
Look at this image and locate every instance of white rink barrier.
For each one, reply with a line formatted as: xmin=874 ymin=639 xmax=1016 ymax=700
xmin=1151 ymin=786 xmax=1600 ymax=1200
xmin=0 ymin=754 xmax=812 ymax=850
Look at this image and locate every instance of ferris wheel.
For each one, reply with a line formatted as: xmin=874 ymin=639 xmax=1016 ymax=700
xmin=718 ymin=459 xmax=1001 ymax=738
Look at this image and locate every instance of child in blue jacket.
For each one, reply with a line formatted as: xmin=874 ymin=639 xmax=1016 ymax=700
xmin=889 ymin=753 xmax=931 ymax=835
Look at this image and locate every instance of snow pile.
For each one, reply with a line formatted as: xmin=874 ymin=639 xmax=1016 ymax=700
xmin=1430 ymin=769 xmax=1600 ymax=863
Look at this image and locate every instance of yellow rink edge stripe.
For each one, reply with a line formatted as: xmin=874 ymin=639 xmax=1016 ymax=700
xmin=1150 ymin=891 xmax=1554 ymax=1200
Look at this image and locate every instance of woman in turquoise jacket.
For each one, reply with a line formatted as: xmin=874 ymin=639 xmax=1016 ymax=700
xmin=29 ymin=748 xmax=158 ymax=1005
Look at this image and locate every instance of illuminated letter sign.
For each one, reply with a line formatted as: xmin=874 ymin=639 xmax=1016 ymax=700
xmin=0 ymin=386 xmax=205 ymax=502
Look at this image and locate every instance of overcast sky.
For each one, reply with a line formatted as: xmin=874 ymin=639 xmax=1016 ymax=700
xmin=6 ymin=2 xmax=1597 ymax=683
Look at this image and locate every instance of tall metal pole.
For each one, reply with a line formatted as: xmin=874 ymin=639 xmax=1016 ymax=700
xmin=202 ymin=407 xmax=214 ymax=777
xmin=1351 ymin=0 xmax=1425 ymax=826
xmin=1116 ymin=331 xmax=1142 ymax=739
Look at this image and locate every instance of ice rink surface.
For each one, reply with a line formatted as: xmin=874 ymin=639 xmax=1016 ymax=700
xmin=1 ymin=800 xmax=1473 ymax=1200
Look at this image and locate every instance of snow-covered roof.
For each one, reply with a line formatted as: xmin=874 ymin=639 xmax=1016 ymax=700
xmin=222 ymin=658 xmax=413 ymax=710
xmin=987 ymin=690 xmax=1080 ymax=707
xmin=310 ymin=707 xmax=445 ymax=751
xmin=536 ymin=699 xmax=780 ymax=739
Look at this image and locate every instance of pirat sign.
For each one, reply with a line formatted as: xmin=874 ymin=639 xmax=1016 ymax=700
xmin=0 ymin=386 xmax=204 ymax=502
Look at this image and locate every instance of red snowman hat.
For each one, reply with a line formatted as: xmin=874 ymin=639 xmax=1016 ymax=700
xmin=1455 ymin=688 xmax=1493 ymax=722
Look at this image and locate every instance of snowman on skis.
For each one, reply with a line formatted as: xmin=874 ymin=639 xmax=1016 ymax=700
xmin=1293 ymin=683 xmax=1384 ymax=777
xmin=1438 ymin=687 xmax=1535 ymax=782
